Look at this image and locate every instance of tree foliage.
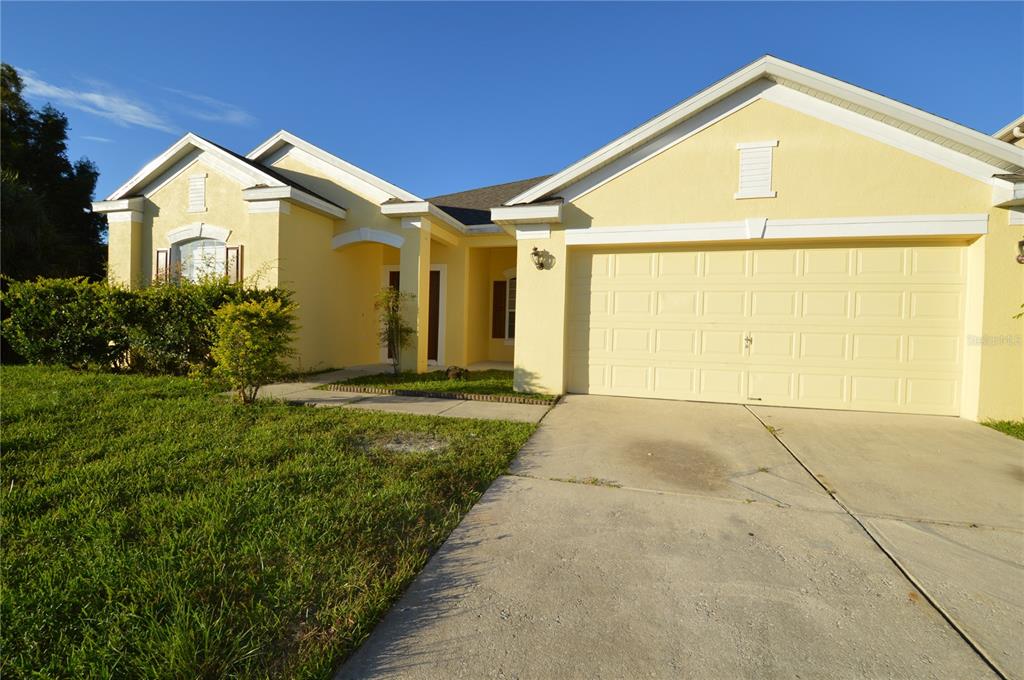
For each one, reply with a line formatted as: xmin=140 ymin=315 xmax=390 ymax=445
xmin=1 ymin=63 xmax=107 ymax=281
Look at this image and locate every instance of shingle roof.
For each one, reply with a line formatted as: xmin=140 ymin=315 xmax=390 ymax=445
xmin=427 ymin=175 xmax=550 ymax=226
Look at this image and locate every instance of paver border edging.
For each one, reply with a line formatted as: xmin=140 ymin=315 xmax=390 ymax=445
xmin=321 ymin=384 xmax=558 ymax=406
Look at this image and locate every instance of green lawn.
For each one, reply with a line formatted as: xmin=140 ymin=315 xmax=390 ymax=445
xmin=0 ymin=365 xmax=534 ymax=678
xmin=325 ymin=369 xmax=556 ymax=402
xmin=983 ymin=419 xmax=1024 ymax=441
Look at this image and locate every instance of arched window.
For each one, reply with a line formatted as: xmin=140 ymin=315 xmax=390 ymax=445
xmin=171 ymin=238 xmax=227 ymax=282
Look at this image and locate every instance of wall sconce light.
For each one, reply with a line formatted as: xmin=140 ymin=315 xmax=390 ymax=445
xmin=531 ymin=246 xmax=548 ymax=270
xmin=1018 ymin=239 xmax=1024 ymax=264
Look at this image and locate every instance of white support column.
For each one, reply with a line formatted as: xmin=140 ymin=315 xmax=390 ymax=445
xmin=399 ymin=217 xmax=431 ymax=373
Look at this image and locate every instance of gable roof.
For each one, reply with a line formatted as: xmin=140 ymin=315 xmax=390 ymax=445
xmin=505 ymin=55 xmax=1024 ymax=205
xmin=246 ymin=130 xmax=421 ymax=203
xmin=104 ymin=132 xmax=295 ymax=201
xmin=427 ymin=175 xmax=550 ymax=225
xmin=101 ymin=132 xmax=346 ymax=217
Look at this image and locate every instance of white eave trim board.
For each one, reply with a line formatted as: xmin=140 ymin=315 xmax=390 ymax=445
xmin=507 ymin=55 xmax=1023 ymax=205
xmin=91 ymin=197 xmax=145 ymax=213
xmin=105 ymin=132 xmax=286 ymax=201
xmin=247 ymin=130 xmax=421 ymax=202
xmin=490 ymin=203 xmax=563 ymax=224
xmin=242 ymin=185 xmax=347 ymax=219
xmin=380 ymin=200 xmax=469 ymax=233
xmin=563 ymin=213 xmax=988 ymax=246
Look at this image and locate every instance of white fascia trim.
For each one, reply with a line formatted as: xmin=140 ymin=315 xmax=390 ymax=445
xmin=380 ymin=200 xmax=468 ymax=233
xmin=106 ymin=211 xmax=144 ymax=224
xmin=491 ymin=203 xmax=562 ymax=224
xmin=508 ymin=56 xmax=1023 ymax=205
xmin=165 ymin=223 xmax=232 ymax=245
xmin=247 ymin=200 xmax=290 ymax=214
xmin=558 ymin=84 xmax=769 ymax=205
xmin=381 ymin=200 xmax=431 ymax=216
xmin=515 ymin=224 xmax=551 ymax=240
xmin=466 ymin=224 xmax=503 ymax=234
xmin=106 ymin=133 xmax=285 ymax=201
xmin=563 ymin=213 xmax=988 ymax=246
xmin=507 ymin=60 xmax=777 ymax=205
xmin=242 ymin=186 xmax=347 ymax=219
xmin=247 ymin=130 xmax=421 ymax=202
xmin=92 ymin=198 xmax=145 ymax=213
xmin=332 ymin=227 xmax=404 ymax=250
xmin=765 ymin=57 xmax=1024 ymax=168
xmin=762 ymin=86 xmax=1006 ymax=184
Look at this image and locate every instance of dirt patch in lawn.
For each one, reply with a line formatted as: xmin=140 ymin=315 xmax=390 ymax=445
xmin=370 ymin=433 xmax=448 ymax=454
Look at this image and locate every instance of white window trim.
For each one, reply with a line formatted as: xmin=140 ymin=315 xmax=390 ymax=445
xmin=503 ymin=271 xmax=517 ymax=345
xmin=379 ymin=264 xmax=446 ymax=366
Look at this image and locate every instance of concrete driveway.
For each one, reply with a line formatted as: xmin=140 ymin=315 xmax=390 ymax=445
xmin=340 ymin=396 xmax=1023 ymax=679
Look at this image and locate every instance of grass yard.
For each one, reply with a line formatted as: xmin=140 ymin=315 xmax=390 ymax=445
xmin=0 ymin=365 xmax=535 ymax=678
xmin=326 ymin=369 xmax=556 ymax=402
xmin=983 ymin=419 xmax=1024 ymax=441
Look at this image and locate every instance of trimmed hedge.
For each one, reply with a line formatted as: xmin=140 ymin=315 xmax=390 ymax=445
xmin=1 ymin=277 xmax=291 ymax=374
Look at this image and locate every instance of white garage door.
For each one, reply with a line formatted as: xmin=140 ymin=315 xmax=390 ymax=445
xmin=566 ymin=243 xmax=966 ymax=415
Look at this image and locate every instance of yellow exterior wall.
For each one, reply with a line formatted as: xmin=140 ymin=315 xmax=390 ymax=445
xmin=514 ymin=231 xmax=568 ymax=394
xmin=976 ymin=207 xmax=1024 ymax=419
xmin=277 ymin=204 xmax=391 ymax=371
xmin=465 ymin=247 xmax=516 ymax=365
xmin=266 ymin=153 xmax=403 ymax=241
xmin=566 ymin=99 xmax=990 ymax=228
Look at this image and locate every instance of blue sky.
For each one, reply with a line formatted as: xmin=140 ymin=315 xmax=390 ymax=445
xmin=3 ymin=2 xmax=1021 ymax=200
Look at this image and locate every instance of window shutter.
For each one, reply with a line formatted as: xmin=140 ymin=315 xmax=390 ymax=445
xmin=155 ymin=249 xmax=170 ymax=283
xmin=225 ymin=245 xmax=243 ymax=283
xmin=735 ymin=141 xmax=778 ymax=199
xmin=187 ymin=174 xmax=206 ymax=212
xmin=491 ymin=280 xmax=507 ymax=339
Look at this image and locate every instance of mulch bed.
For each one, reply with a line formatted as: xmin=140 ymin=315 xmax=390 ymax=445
xmin=322 ymin=383 xmax=556 ymax=406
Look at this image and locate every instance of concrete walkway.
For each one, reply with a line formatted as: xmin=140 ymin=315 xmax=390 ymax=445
xmin=257 ymin=365 xmax=552 ymax=424
xmin=340 ymin=395 xmax=1022 ymax=679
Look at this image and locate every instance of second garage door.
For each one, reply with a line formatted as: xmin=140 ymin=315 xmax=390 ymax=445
xmin=566 ymin=243 xmax=966 ymax=416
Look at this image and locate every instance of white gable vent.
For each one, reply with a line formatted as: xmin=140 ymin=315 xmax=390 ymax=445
xmin=187 ymin=173 xmax=207 ymax=212
xmin=735 ymin=140 xmax=778 ymax=199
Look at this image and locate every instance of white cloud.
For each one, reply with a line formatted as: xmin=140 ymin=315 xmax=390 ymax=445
xmin=18 ymin=70 xmax=256 ymax=136
xmin=82 ymin=135 xmax=113 ymax=143
xmin=163 ymin=87 xmax=255 ymax=126
xmin=20 ymin=71 xmax=178 ymax=134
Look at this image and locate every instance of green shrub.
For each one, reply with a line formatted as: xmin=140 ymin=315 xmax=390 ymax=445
xmin=1 ymin=277 xmax=291 ymax=374
xmin=1 ymin=277 xmax=128 ymax=367
xmin=211 ymin=297 xmax=298 ymax=403
xmin=375 ymin=286 xmax=416 ymax=375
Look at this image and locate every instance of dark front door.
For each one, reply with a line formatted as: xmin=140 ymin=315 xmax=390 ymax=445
xmin=387 ymin=270 xmax=440 ymax=363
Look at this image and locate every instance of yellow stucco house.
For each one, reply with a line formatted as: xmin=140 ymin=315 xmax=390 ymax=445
xmin=94 ymin=56 xmax=1024 ymax=421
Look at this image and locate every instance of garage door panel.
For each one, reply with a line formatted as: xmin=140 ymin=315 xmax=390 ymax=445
xmin=656 ymin=291 xmax=699 ymax=316
xmin=749 ymin=371 xmax=796 ymax=400
xmin=567 ymin=244 xmax=964 ymax=416
xmin=657 ymin=251 xmax=701 ymax=278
